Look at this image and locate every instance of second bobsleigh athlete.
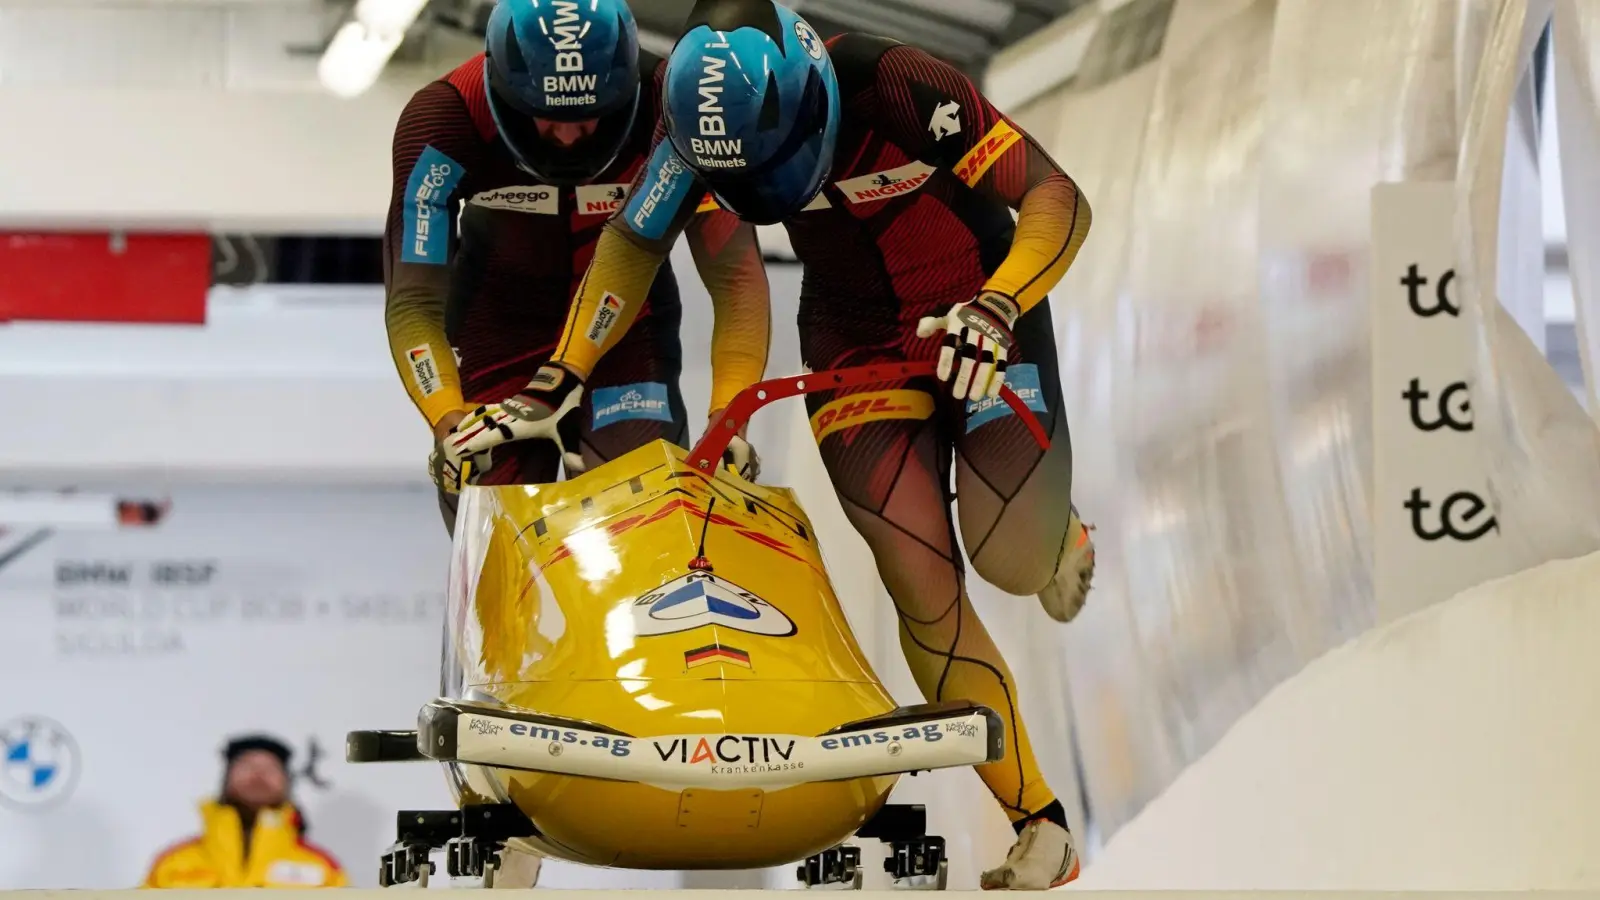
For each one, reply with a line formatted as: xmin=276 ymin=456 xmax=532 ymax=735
xmin=442 ymin=0 xmax=1096 ymax=889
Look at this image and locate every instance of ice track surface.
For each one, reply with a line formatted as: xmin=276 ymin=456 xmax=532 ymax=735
xmin=1076 ymin=551 xmax=1600 ymax=890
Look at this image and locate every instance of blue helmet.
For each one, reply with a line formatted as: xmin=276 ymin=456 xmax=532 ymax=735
xmin=663 ymin=1 xmax=841 ymax=225
xmin=484 ymin=0 xmax=642 ymax=186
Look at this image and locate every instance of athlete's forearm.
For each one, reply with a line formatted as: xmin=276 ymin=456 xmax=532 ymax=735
xmin=551 ymin=220 xmax=672 ymax=380
xmin=385 ymin=270 xmax=468 ymax=427
xmin=689 ymin=216 xmax=771 ymax=414
xmin=983 ymin=177 xmax=1091 ymax=314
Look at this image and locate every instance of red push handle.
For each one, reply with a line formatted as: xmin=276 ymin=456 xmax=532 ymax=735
xmin=685 ymin=360 xmax=1050 ymax=475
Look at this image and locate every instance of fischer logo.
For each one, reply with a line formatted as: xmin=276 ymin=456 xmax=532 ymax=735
xmin=412 ymin=160 xmax=454 ymax=257
xmin=837 ymin=161 xmax=936 ymax=205
xmin=954 ymin=120 xmax=1022 ymax=187
xmin=811 ymin=389 xmax=934 ymax=442
xmin=470 ymin=187 xmax=558 ymax=215
xmin=653 ymin=735 xmax=804 ymax=775
xmin=633 ymin=155 xmax=686 ymax=229
xmin=586 ymin=292 xmax=625 ymax=345
xmin=593 ymin=387 xmax=667 ymax=421
xmin=407 ymin=345 xmax=442 ymax=397
xmin=577 ymin=183 xmax=631 ymax=216
xmin=692 ymin=42 xmax=747 ymax=168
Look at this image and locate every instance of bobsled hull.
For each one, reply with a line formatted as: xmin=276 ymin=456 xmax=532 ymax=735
xmin=435 ymin=440 xmax=1005 ymax=869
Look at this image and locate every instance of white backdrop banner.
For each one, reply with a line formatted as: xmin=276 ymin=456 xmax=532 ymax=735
xmin=0 ymin=485 xmax=457 ymax=889
xmin=1370 ymin=182 xmax=1512 ymax=623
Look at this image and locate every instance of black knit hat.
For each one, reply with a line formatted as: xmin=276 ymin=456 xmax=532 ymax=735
xmin=223 ymin=734 xmax=293 ymax=768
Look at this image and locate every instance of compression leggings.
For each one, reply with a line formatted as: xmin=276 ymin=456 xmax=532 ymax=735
xmin=805 ymin=302 xmax=1075 ymax=823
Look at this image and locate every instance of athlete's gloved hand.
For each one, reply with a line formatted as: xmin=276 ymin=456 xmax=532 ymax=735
xmin=709 ymin=409 xmax=761 ymax=482
xmin=428 ymin=409 xmax=488 ymax=495
xmin=429 ymin=440 xmax=494 ymax=495
xmin=440 ymin=364 xmax=588 ymax=480
xmin=916 ymin=291 xmax=1020 ymax=401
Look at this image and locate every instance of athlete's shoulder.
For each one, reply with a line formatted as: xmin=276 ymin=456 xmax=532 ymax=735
xmin=825 ymin=32 xmax=902 ymax=93
xmin=640 ymin=49 xmax=668 ymax=116
xmin=422 ymin=53 xmax=494 ymax=143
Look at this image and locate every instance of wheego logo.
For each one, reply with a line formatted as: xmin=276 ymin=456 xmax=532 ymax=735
xmin=653 ymin=735 xmax=804 ymax=775
xmin=692 ymin=42 xmax=746 ymax=168
xmin=471 ymin=187 xmax=558 ymax=215
xmin=507 ymin=721 xmax=632 ymax=758
xmin=821 ymin=722 xmax=947 ymax=751
xmin=954 ymin=120 xmax=1022 ymax=187
xmin=811 ymin=389 xmax=935 ymax=442
xmin=837 ymin=162 xmax=936 ymax=205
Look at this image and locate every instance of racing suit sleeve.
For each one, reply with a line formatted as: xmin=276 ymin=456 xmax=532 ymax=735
xmin=684 ymin=209 xmax=771 ymax=415
xmin=383 ymin=81 xmax=480 ymax=428
xmin=550 ymin=137 xmax=705 ymax=381
xmin=876 ymin=45 xmax=1091 ymax=315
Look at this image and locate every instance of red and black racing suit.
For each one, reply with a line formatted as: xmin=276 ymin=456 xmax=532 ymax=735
xmin=383 ymin=51 xmax=762 ymax=533
xmin=546 ymin=34 xmax=1092 ymax=824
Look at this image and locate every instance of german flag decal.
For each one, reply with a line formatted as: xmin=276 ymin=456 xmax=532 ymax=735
xmin=684 ymin=643 xmax=752 ymax=670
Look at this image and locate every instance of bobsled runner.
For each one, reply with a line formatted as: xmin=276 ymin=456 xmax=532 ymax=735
xmin=348 ymin=362 xmax=1050 ymax=889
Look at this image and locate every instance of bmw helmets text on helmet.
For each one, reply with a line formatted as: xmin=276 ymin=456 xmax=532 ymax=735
xmin=663 ymin=1 xmax=842 ymax=224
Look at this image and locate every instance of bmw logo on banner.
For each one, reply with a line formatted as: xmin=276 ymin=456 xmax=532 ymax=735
xmin=0 ymin=717 xmax=81 ymax=810
xmin=633 ymin=571 xmax=796 ymax=637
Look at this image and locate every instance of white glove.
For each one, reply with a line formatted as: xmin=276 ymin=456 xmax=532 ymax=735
xmin=441 ymin=364 xmax=588 ymax=481
xmin=724 ymin=433 xmax=761 ymax=482
xmin=707 ymin=409 xmax=761 ymax=482
xmin=916 ymin=291 xmax=1019 ymax=401
xmin=429 ymin=441 xmax=493 ymax=495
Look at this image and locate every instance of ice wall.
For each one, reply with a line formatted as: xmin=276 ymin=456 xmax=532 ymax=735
xmin=1074 ymin=549 xmax=1600 ymax=889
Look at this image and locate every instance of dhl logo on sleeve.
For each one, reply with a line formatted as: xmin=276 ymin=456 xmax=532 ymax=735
xmin=954 ymin=120 xmax=1022 ymax=187
xmin=810 ymin=389 xmax=935 ymax=442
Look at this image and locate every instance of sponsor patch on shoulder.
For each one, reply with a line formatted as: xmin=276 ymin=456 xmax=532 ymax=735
xmin=954 ymin=120 xmax=1022 ymax=187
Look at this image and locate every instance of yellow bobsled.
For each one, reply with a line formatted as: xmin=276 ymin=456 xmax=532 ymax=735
xmin=349 ymin=363 xmax=1048 ymax=887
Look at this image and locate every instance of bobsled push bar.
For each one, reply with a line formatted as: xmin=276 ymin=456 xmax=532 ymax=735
xmin=685 ymin=360 xmax=1050 ymax=474
xmin=356 ymin=697 xmax=1004 ymax=791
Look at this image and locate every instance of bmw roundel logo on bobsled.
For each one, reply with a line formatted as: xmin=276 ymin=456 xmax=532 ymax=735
xmin=632 ymin=571 xmax=797 ymax=637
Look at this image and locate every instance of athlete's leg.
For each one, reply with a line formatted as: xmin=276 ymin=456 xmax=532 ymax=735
xmin=949 ymin=298 xmax=1084 ymax=889
xmin=804 ymin=365 xmax=1062 ymax=829
xmin=576 ymin=313 xmax=690 ymax=471
xmin=956 ymin=299 xmax=1094 ymax=620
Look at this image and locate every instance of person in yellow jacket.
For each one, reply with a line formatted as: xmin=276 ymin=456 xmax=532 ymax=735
xmin=143 ymin=735 xmax=346 ymax=889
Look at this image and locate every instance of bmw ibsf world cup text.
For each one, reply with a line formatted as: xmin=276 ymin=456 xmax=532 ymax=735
xmin=695 ymin=43 xmax=748 ymax=168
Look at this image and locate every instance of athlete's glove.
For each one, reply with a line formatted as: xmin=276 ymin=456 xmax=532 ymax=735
xmin=440 ymin=364 xmax=588 ymax=481
xmin=430 ymin=440 xmax=500 ymax=495
xmin=709 ymin=409 xmax=761 ymax=482
xmin=917 ymin=291 xmax=1020 ymax=401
